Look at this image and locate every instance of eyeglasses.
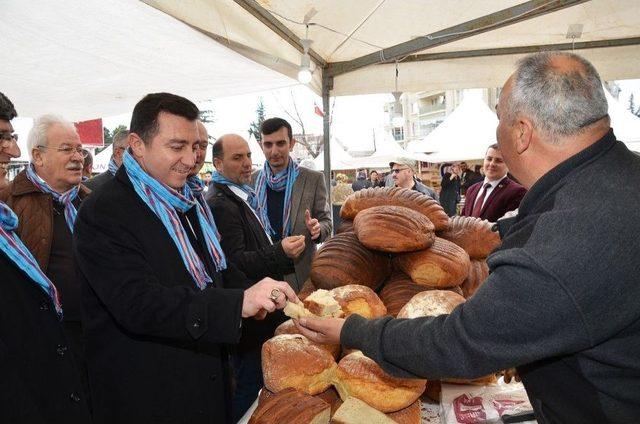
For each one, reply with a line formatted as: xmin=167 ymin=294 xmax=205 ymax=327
xmin=37 ymin=145 xmax=88 ymax=158
xmin=391 ymin=167 xmax=410 ymax=174
xmin=0 ymin=132 xmax=18 ymax=147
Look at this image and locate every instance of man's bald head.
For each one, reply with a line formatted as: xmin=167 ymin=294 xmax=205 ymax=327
xmin=212 ymin=134 xmax=253 ymax=185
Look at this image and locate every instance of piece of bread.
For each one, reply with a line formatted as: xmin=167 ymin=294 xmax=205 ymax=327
xmin=316 ymin=387 xmax=342 ymax=415
xmin=437 ymin=216 xmax=501 ymax=259
xmin=340 ymin=187 xmax=449 ymax=231
xmin=397 ymin=290 xmax=466 ymax=319
xmin=330 ymin=285 xmax=387 ymax=318
xmin=423 ymin=380 xmax=441 ymax=402
xmin=333 ymin=352 xmax=426 ymax=413
xmin=274 ymin=320 xmax=341 ymax=359
xmin=249 ymin=388 xmax=330 ymax=424
xmin=337 ymin=219 xmax=354 ymax=234
xmin=353 ymin=205 xmax=435 ymax=253
xmin=284 ymin=301 xmax=315 ymax=320
xmin=386 ymin=400 xmax=421 ymax=424
xmin=310 ymin=232 xmax=391 ymax=290
xmin=262 ymin=334 xmax=337 ymax=395
xmin=461 ymin=259 xmax=490 ymax=298
xmin=304 ymin=289 xmax=344 ymax=318
xmin=332 ymin=396 xmax=398 ymax=424
xmin=394 ymin=237 xmax=470 ymax=288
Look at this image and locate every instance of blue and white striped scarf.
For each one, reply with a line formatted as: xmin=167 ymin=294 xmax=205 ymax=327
xmin=254 ymin=159 xmax=299 ymax=238
xmin=212 ymin=171 xmax=269 ymax=230
xmin=123 ymin=151 xmax=226 ymax=290
xmin=0 ymin=202 xmax=63 ymax=318
xmin=108 ymin=157 xmax=119 ymax=176
xmin=25 ymin=164 xmax=79 ymax=233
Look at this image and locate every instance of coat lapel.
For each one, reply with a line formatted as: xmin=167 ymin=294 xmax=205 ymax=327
xmin=480 ymin=178 xmax=509 ymax=216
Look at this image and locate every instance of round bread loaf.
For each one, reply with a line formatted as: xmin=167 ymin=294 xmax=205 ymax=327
xmin=274 ymin=320 xmax=341 ymax=359
xmin=394 ymin=237 xmax=471 ymax=287
xmin=387 ymin=400 xmax=422 ymax=424
xmin=310 ymin=232 xmax=391 ymax=290
xmin=397 ymin=290 xmax=466 ymax=319
xmin=329 ymin=284 xmax=387 ymax=318
xmin=262 ymin=334 xmax=337 ymax=395
xmin=354 ymin=205 xmax=435 ymax=253
xmin=333 ymin=351 xmax=426 ymax=413
xmin=249 ymin=388 xmax=331 ymax=424
xmin=340 ymin=187 xmax=449 ymax=231
xmin=461 ymin=259 xmax=489 ymax=298
xmin=337 ymin=219 xmax=354 ymax=234
xmin=380 ymin=273 xmax=464 ymax=317
xmin=437 ymin=216 xmax=501 ymax=259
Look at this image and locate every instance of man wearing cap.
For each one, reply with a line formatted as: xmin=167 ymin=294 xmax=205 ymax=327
xmin=461 ymin=143 xmax=526 ymax=222
xmin=73 ymin=93 xmax=297 ymax=423
xmin=0 ymin=92 xmax=91 ymax=422
xmin=390 ymin=158 xmax=439 ymax=201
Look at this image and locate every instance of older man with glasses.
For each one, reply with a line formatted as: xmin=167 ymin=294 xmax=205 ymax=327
xmin=0 ymin=114 xmax=91 ymax=395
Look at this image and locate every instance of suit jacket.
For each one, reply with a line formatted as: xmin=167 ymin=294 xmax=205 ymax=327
xmin=83 ymin=170 xmax=113 ymax=191
xmin=252 ymin=166 xmax=332 ymax=292
xmin=0 ymin=252 xmax=92 ymax=424
xmin=73 ymin=167 xmax=247 ymax=424
xmin=462 ymin=176 xmax=526 ymax=222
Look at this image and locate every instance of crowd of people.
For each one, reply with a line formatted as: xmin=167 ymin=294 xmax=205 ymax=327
xmin=1 ymin=51 xmax=639 ymax=424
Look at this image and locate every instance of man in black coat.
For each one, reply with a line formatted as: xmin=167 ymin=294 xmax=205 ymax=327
xmin=205 ymin=133 xmax=305 ymax=420
xmin=74 ymin=93 xmax=296 ymax=424
xmin=0 ymin=91 xmax=91 ymax=423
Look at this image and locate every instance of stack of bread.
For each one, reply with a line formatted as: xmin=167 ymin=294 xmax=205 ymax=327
xmin=254 ymin=187 xmax=503 ymax=421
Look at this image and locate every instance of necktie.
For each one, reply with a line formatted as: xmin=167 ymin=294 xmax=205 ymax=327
xmin=471 ymin=183 xmax=492 ymax=217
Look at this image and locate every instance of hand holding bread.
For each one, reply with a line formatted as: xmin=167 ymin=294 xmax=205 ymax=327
xmin=242 ymin=278 xmax=298 ymax=318
xmin=294 ymin=316 xmax=344 ymax=346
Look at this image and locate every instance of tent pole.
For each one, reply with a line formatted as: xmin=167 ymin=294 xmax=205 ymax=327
xmin=322 ymin=71 xmax=333 ymax=214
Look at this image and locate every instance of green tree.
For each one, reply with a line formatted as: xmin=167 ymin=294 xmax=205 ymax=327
xmin=248 ymin=98 xmax=265 ymax=143
xmin=97 ymin=124 xmax=128 ymax=154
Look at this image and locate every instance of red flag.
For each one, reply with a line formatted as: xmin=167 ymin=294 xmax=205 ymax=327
xmin=74 ymin=118 xmax=104 ymax=147
xmin=314 ymin=103 xmax=324 ymax=117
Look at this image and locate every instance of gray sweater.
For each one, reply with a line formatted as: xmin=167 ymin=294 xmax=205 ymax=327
xmin=342 ymin=130 xmax=640 ymax=423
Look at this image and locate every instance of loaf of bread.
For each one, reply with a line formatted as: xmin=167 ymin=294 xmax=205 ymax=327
xmin=394 ymin=237 xmax=471 ymax=288
xmin=437 ymin=216 xmax=501 ymax=259
xmin=330 ymin=285 xmax=387 ymax=318
xmin=333 ymin=351 xmax=426 ymax=413
xmin=353 ymin=205 xmax=435 ymax=253
xmin=380 ymin=273 xmax=464 ymax=317
xmin=310 ymin=232 xmax=391 ymax=290
xmin=258 ymin=387 xmax=342 ymax=417
xmin=340 ymin=187 xmax=449 ymax=231
xmin=337 ymin=219 xmax=354 ymax=234
xmin=304 ymin=289 xmax=344 ymax=318
xmin=262 ymin=334 xmax=337 ymax=395
xmin=386 ymin=400 xmax=422 ymax=424
xmin=397 ymin=290 xmax=466 ymax=319
xmin=332 ymin=396 xmax=397 ymax=424
xmin=274 ymin=320 xmax=341 ymax=359
xmin=249 ymin=388 xmax=330 ymax=424
xmin=461 ymin=259 xmax=490 ymax=298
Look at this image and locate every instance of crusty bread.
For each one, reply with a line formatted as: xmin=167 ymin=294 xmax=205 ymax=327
xmin=423 ymin=380 xmax=441 ymax=402
xmin=310 ymin=232 xmax=391 ymax=290
xmin=340 ymin=187 xmax=449 ymax=231
xmin=258 ymin=386 xmax=342 ymax=416
xmin=333 ymin=352 xmax=426 ymax=413
xmin=332 ymin=396 xmax=398 ymax=424
xmin=249 ymin=388 xmax=330 ymax=424
xmin=330 ymin=285 xmax=387 ymax=318
xmin=337 ymin=219 xmax=354 ymax=234
xmin=386 ymin=400 xmax=421 ymax=424
xmin=442 ymin=373 xmax=498 ymax=385
xmin=353 ymin=205 xmax=435 ymax=253
xmin=394 ymin=237 xmax=470 ymax=288
xmin=298 ymin=278 xmax=317 ymax=301
xmin=437 ymin=216 xmax=501 ymax=259
xmin=397 ymin=290 xmax=465 ymax=319
xmin=284 ymin=301 xmax=314 ymax=320
xmin=461 ymin=259 xmax=490 ymax=298
xmin=262 ymin=334 xmax=337 ymax=395
xmin=380 ymin=273 xmax=463 ymax=317
xmin=274 ymin=320 xmax=341 ymax=359
xmin=304 ymin=289 xmax=344 ymax=318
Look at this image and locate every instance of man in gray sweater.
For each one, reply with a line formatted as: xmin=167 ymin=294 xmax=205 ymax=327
xmin=296 ymin=52 xmax=640 ymax=423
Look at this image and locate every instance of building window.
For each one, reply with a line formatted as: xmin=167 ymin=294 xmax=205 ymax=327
xmin=392 ymin=127 xmax=404 ymax=141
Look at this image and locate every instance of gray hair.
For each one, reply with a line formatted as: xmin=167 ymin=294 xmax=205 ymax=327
xmin=504 ymin=51 xmax=608 ymax=143
xmin=112 ymin=129 xmax=130 ymax=149
xmin=27 ymin=114 xmax=77 ymax=160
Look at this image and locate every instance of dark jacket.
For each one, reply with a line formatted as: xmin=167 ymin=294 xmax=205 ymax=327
xmin=461 ymin=176 xmax=526 ymax=222
xmin=351 ymin=178 xmax=371 ymax=192
xmin=342 ymin=131 xmax=640 ymax=423
xmin=0 ymin=252 xmax=91 ymax=424
xmin=0 ymin=170 xmax=90 ymax=271
xmin=439 ymin=172 xmax=460 ymax=216
xmin=73 ymin=168 xmax=247 ymax=424
xmin=83 ymin=171 xmax=112 ymax=192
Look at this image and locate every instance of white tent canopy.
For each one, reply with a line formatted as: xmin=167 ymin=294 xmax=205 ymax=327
xmin=605 ymin=89 xmax=640 ymax=150
xmin=313 ymin=138 xmax=354 ymax=171
xmin=93 ymin=145 xmax=113 ymax=174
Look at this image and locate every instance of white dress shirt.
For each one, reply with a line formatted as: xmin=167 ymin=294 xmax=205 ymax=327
xmin=474 ymin=175 xmax=507 ymax=211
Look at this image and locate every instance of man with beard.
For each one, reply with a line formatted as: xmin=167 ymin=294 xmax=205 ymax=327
xmin=74 ymin=93 xmax=296 ymax=423
xmin=0 ymin=114 xmax=91 ymax=387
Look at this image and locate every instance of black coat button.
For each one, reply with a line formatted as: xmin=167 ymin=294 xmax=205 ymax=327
xmin=193 ymin=318 xmax=202 ymax=329
xmin=56 ymin=345 xmax=67 ymax=357
xmin=69 ymin=393 xmax=80 ymax=402
xmin=39 ymin=301 xmax=49 ymax=311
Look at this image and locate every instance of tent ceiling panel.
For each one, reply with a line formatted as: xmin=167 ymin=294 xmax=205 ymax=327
xmin=1 ymin=0 xmax=295 ymax=120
